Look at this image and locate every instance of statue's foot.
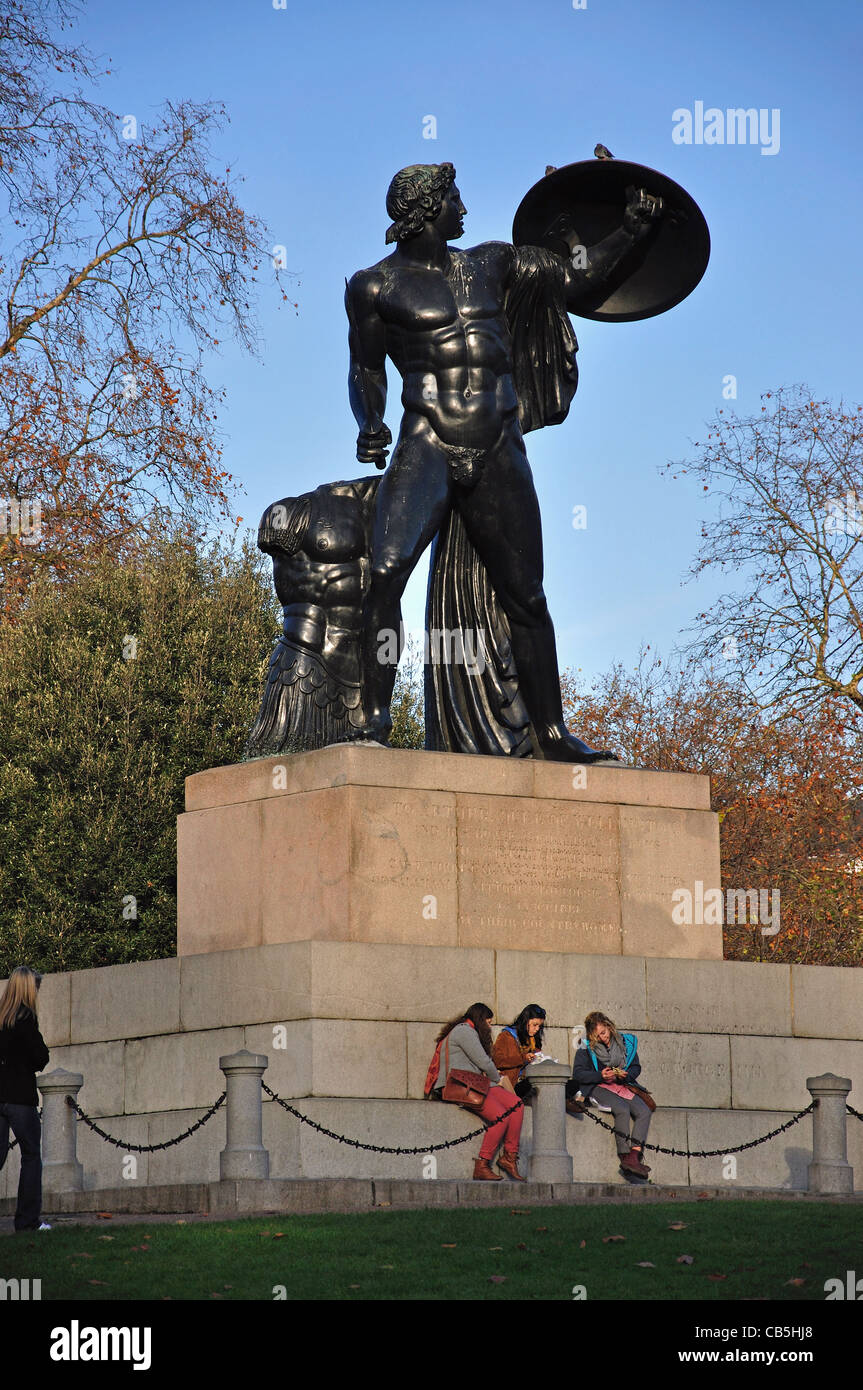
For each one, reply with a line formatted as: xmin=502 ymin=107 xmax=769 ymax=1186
xmin=533 ymin=726 xmax=620 ymax=764
xmin=345 ymin=713 xmax=393 ymax=746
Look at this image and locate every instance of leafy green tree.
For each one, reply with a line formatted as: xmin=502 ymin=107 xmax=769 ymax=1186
xmin=389 ymin=636 xmax=425 ymax=749
xmin=0 ymin=533 xmax=278 ymax=972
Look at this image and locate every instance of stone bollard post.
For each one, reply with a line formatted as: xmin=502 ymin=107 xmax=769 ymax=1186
xmin=525 ymin=1061 xmax=573 ymax=1183
xmin=36 ymin=1069 xmax=84 ymax=1193
xmin=219 ymin=1049 xmax=269 ymax=1180
xmin=806 ymin=1073 xmax=853 ymax=1194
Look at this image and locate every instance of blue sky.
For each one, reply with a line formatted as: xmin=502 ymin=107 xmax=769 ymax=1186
xmin=72 ymin=0 xmax=863 ymax=684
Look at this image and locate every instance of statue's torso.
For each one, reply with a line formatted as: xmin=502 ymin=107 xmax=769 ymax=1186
xmin=377 ymin=244 xmax=520 ymax=447
xmin=271 ymin=490 xmax=368 ymax=621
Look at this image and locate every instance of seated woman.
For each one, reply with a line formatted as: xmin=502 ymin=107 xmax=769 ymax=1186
xmin=569 ymin=1011 xmax=653 ymax=1178
xmin=492 ymin=1004 xmax=547 ymax=1098
xmin=425 ymin=1002 xmax=526 ymax=1181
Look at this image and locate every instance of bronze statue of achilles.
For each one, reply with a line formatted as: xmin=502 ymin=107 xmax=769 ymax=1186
xmin=246 ymin=159 xmax=708 ymax=761
xmin=345 ymin=161 xmax=664 ymax=762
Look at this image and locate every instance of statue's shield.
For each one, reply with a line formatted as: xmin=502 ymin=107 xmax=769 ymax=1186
xmin=512 ymin=159 xmax=710 ymax=322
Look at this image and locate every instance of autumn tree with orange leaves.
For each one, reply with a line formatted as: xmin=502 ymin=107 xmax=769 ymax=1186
xmin=562 ymin=652 xmax=863 ymax=966
xmin=0 ymin=0 xmax=282 ymax=615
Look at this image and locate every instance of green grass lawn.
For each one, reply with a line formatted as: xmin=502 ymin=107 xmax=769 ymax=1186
xmin=2 ymin=1201 xmax=861 ymax=1301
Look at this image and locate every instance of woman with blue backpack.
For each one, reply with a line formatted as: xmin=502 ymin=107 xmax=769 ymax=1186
xmin=569 ymin=1011 xmax=654 ymax=1179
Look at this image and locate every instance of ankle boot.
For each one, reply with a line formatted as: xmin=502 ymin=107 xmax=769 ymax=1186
xmin=496 ymin=1150 xmax=526 ymax=1182
xmin=620 ymin=1150 xmax=650 ymax=1178
xmin=473 ymin=1156 xmax=503 ymax=1181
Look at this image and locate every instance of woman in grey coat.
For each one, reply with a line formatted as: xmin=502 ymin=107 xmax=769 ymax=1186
xmin=427 ymin=1002 xmax=526 ymax=1180
xmin=570 ymin=1010 xmax=652 ymax=1178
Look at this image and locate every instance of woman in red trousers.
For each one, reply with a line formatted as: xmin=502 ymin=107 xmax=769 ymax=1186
xmin=425 ymin=1002 xmax=526 ymax=1181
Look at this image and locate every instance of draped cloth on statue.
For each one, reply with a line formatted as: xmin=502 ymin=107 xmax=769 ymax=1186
xmin=424 ymin=504 xmax=532 ymax=755
xmin=503 ymin=244 xmax=579 ymax=433
xmin=424 ymin=246 xmax=578 ymax=755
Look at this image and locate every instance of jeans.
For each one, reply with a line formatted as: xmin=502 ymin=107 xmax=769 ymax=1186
xmin=0 ymin=1103 xmax=43 ymax=1230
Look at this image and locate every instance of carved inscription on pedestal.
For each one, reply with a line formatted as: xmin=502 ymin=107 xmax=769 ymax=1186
xmin=455 ymin=795 xmax=621 ymax=952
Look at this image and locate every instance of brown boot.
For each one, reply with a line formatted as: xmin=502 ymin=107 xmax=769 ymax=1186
xmin=496 ymin=1150 xmax=527 ymax=1182
xmin=619 ymin=1150 xmax=650 ymax=1178
xmin=473 ymin=1156 xmax=504 ymax=1181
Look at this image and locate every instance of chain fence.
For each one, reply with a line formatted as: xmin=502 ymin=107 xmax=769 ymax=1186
xmin=28 ymin=1082 xmax=832 ymax=1168
xmin=582 ymin=1100 xmax=817 ymax=1158
xmin=65 ymin=1092 xmax=226 ymax=1152
xmin=261 ymin=1084 xmax=819 ymax=1161
xmin=262 ymin=1082 xmax=524 ymax=1153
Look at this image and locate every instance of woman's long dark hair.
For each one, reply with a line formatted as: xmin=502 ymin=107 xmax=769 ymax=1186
xmin=435 ymin=1002 xmax=494 ymax=1057
xmin=511 ymin=1003 xmax=546 ymax=1049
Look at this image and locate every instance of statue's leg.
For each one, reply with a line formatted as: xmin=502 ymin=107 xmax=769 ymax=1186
xmin=458 ymin=426 xmax=617 ymax=763
xmin=354 ymin=427 xmax=452 ymax=740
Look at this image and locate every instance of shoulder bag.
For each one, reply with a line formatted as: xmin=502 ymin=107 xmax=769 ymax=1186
xmin=440 ymin=1036 xmax=491 ymax=1114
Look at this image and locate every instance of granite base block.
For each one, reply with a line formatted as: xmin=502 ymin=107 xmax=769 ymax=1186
xmin=178 ymin=746 xmax=722 ymax=959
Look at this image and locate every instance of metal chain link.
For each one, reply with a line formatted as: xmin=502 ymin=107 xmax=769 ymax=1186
xmin=262 ymin=1081 xmax=524 ymax=1154
xmin=65 ymin=1092 xmax=226 ymax=1152
xmin=581 ymin=1099 xmax=816 ymax=1158
xmin=847 ymin=1103 xmax=863 ymax=1123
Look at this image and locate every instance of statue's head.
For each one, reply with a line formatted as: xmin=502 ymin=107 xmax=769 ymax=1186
xmin=385 ymin=162 xmax=459 ymax=244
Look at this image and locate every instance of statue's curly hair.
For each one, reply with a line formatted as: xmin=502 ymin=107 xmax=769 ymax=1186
xmin=385 ymin=162 xmax=456 ymax=244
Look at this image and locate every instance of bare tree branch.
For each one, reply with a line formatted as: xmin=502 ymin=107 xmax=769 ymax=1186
xmin=666 ymin=386 xmax=863 ymax=720
xmin=0 ymin=1 xmax=290 ymax=613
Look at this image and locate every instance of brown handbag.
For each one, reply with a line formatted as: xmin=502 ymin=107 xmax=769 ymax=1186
xmin=629 ymin=1083 xmax=656 ymax=1112
xmin=440 ymin=1037 xmax=491 ymax=1113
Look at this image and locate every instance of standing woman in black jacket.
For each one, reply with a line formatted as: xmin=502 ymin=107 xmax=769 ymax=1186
xmin=0 ymin=967 xmax=51 ymax=1231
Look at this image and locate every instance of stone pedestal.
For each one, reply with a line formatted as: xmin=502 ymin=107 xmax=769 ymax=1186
xmin=219 ymin=1049 xmax=269 ymax=1181
xmin=14 ymin=947 xmax=863 ymax=1190
xmin=807 ymin=1072 xmax=854 ymax=1194
xmin=178 ymin=745 xmax=721 ymax=959
xmin=525 ymin=1061 xmax=573 ymax=1183
xmin=37 ymin=1069 xmax=84 ymax=1193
